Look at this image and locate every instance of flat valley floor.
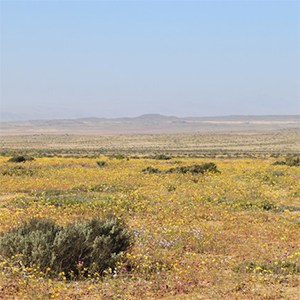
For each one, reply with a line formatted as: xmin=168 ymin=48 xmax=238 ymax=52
xmin=1 ymin=127 xmax=299 ymax=157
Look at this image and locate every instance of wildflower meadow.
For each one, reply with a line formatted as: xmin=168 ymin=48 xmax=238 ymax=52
xmin=0 ymin=155 xmax=299 ymax=299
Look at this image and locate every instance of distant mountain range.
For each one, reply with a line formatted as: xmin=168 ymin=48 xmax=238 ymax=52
xmin=0 ymin=114 xmax=299 ymax=135
xmin=0 ymin=108 xmax=90 ymax=123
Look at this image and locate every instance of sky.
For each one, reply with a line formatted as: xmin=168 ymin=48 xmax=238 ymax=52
xmin=0 ymin=0 xmax=299 ymax=121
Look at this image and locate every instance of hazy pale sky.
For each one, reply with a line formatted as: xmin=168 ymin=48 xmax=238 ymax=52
xmin=0 ymin=1 xmax=299 ymax=120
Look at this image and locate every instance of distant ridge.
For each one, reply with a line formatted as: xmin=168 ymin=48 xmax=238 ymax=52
xmin=0 ymin=114 xmax=298 ymax=136
xmin=2 ymin=113 xmax=298 ymax=123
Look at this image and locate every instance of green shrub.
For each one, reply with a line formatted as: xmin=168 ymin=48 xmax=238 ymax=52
xmin=142 ymin=166 xmax=161 ymax=174
xmin=166 ymin=162 xmax=220 ymax=174
xmin=115 ymin=154 xmax=125 ymax=160
xmin=272 ymin=161 xmax=286 ymax=165
xmin=154 ymin=154 xmax=171 ymax=160
xmin=0 ymin=216 xmax=133 ymax=278
xmin=8 ymin=156 xmax=34 ymax=163
xmin=190 ymin=162 xmax=220 ymax=173
xmin=96 ymin=160 xmax=106 ymax=167
xmin=52 ymin=217 xmax=133 ymax=276
xmin=273 ymin=157 xmax=300 ymax=166
xmin=254 ymin=199 xmax=276 ymax=210
xmin=232 ymin=199 xmax=276 ymax=211
xmin=12 ymin=165 xmax=25 ymax=169
xmin=0 ymin=218 xmax=62 ymax=272
xmin=286 ymin=157 xmax=300 ymax=166
xmin=165 ymin=166 xmax=188 ymax=174
xmin=1 ymin=166 xmax=35 ymax=176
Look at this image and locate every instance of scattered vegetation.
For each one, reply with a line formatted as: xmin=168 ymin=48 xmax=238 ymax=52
xmin=229 ymin=199 xmax=276 ymax=211
xmin=73 ymin=183 xmax=126 ymax=193
xmin=0 ymin=155 xmax=299 ymax=299
xmin=233 ymin=260 xmax=300 ymax=275
xmin=1 ymin=166 xmax=36 ymax=176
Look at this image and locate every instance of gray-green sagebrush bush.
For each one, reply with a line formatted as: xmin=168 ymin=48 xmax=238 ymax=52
xmin=0 ymin=216 xmax=133 ymax=278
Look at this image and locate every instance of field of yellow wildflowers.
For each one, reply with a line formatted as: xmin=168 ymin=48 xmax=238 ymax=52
xmin=0 ymin=155 xmax=299 ymax=299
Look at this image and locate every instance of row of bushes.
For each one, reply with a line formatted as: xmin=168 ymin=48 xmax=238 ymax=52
xmin=7 ymin=155 xmax=300 ymax=167
xmin=142 ymin=162 xmax=221 ymax=175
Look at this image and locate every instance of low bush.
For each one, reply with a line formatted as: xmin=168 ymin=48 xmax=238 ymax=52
xmin=1 ymin=166 xmax=35 ymax=176
xmin=141 ymin=162 xmax=220 ymax=175
xmin=231 ymin=199 xmax=276 ymax=211
xmin=272 ymin=161 xmax=286 ymax=166
xmin=142 ymin=166 xmax=161 ymax=174
xmin=286 ymin=157 xmax=300 ymax=166
xmin=273 ymin=157 xmax=300 ymax=166
xmin=7 ymin=156 xmax=35 ymax=163
xmin=96 ymin=160 xmax=106 ymax=167
xmin=0 ymin=216 xmax=133 ymax=278
xmin=154 ymin=154 xmax=171 ymax=160
xmin=166 ymin=162 xmax=220 ymax=174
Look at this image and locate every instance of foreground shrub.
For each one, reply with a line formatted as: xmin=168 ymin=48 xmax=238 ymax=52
xmin=0 ymin=218 xmax=62 ymax=272
xmin=53 ymin=217 xmax=133 ymax=276
xmin=7 ymin=155 xmax=35 ymax=163
xmin=0 ymin=216 xmax=133 ymax=278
